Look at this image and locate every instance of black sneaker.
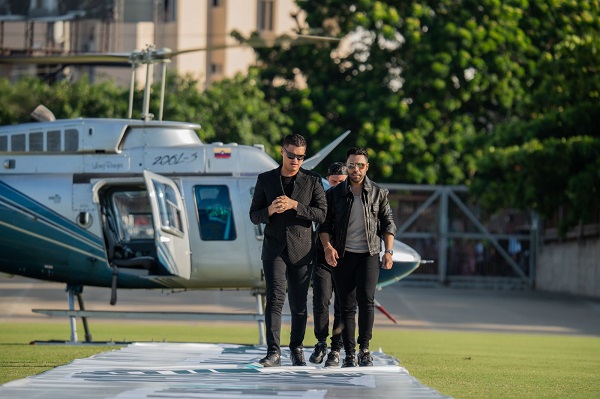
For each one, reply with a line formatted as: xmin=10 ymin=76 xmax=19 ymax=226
xmin=324 ymin=350 xmax=340 ymax=367
xmin=357 ymin=348 xmax=373 ymax=367
xmin=259 ymin=351 xmax=281 ymax=367
xmin=309 ymin=341 xmax=328 ymax=364
xmin=341 ymin=352 xmax=357 ymax=368
xmin=290 ymin=347 xmax=307 ymax=366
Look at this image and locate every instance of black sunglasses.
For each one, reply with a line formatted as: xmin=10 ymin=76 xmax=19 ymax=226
xmin=283 ymin=147 xmax=306 ymax=161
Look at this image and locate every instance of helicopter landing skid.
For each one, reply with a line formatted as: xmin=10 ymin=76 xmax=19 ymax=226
xmin=33 ymin=287 xmax=286 ymax=345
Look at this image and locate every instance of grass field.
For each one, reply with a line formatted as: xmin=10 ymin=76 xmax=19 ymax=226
xmin=1 ymin=321 xmax=599 ymax=398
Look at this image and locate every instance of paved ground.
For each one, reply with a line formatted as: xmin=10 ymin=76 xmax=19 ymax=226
xmin=2 ymin=275 xmax=599 ymax=398
xmin=2 ymin=275 xmax=600 ymax=337
xmin=0 ymin=342 xmax=451 ymax=398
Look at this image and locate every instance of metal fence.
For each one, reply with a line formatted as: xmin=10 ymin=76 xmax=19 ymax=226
xmin=383 ymin=184 xmax=537 ymax=288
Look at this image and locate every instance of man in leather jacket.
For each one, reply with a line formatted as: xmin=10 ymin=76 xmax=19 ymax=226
xmin=319 ymin=147 xmax=396 ymax=367
xmin=250 ymin=133 xmax=327 ymax=367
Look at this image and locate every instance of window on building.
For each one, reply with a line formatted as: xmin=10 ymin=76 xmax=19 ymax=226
xmin=210 ymin=63 xmax=223 ymax=74
xmin=0 ymin=136 xmax=6 ymax=151
xmin=258 ymin=0 xmax=274 ymax=32
xmin=163 ymin=0 xmax=176 ymax=22
xmin=194 ymin=185 xmax=237 ymax=241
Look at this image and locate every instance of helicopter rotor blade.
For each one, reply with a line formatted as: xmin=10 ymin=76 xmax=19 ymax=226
xmin=302 ymin=130 xmax=351 ymax=171
xmin=0 ymin=34 xmax=339 ymax=66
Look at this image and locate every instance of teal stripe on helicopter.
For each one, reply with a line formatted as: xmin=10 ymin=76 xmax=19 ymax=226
xmin=0 ymin=181 xmax=105 ymax=258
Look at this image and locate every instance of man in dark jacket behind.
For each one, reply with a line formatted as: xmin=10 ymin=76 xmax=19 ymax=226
xmin=309 ymin=162 xmax=347 ymax=367
xmin=249 ymin=133 xmax=327 ymax=367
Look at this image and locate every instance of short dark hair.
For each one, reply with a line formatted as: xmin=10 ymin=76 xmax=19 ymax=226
xmin=327 ymin=162 xmax=347 ymax=176
xmin=346 ymin=147 xmax=368 ymax=161
xmin=283 ymin=134 xmax=307 ymax=148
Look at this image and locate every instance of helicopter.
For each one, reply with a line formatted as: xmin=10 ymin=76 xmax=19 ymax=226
xmin=0 ymin=39 xmax=422 ymax=344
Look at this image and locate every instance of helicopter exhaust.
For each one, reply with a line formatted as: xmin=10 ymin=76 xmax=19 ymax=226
xmin=31 ymin=105 xmax=56 ymax=122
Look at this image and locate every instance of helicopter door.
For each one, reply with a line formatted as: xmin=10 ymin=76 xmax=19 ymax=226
xmin=143 ymin=170 xmax=191 ymax=279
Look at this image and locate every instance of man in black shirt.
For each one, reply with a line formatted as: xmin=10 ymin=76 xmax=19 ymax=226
xmin=250 ymin=134 xmax=327 ymax=367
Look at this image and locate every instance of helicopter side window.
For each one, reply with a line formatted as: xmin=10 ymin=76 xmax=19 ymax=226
xmin=47 ymin=130 xmax=61 ymax=151
xmin=153 ymin=182 xmax=184 ymax=236
xmin=64 ymin=128 xmax=79 ymax=151
xmin=11 ymin=134 xmax=25 ymax=151
xmin=194 ymin=185 xmax=237 ymax=241
xmin=29 ymin=132 xmax=43 ymax=151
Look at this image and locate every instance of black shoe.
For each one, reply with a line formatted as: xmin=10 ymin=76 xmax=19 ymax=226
xmin=341 ymin=352 xmax=357 ymax=368
xmin=259 ymin=351 xmax=280 ymax=367
xmin=357 ymin=348 xmax=373 ymax=367
xmin=309 ymin=341 xmax=327 ymax=364
xmin=324 ymin=350 xmax=340 ymax=367
xmin=290 ymin=347 xmax=307 ymax=366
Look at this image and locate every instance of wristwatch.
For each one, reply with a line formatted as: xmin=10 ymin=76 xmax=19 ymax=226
xmin=384 ymin=249 xmax=393 ymax=256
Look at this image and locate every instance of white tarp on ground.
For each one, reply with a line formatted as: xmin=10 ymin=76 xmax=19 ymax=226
xmin=1 ymin=343 xmax=451 ymax=398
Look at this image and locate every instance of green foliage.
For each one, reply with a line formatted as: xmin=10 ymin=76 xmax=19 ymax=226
xmin=471 ymin=0 xmax=600 ymax=230
xmin=249 ymin=0 xmax=599 ymax=231
xmin=0 ymin=75 xmax=129 ymax=123
xmin=252 ymin=1 xmax=536 ymax=182
xmin=195 ymin=69 xmax=293 ymax=157
xmin=0 ymin=72 xmax=291 ymax=159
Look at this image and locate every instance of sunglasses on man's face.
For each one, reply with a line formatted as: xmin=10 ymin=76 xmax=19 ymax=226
xmin=283 ymin=147 xmax=306 ymax=161
xmin=346 ymin=162 xmax=366 ymax=170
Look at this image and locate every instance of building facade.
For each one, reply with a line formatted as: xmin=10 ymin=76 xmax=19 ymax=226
xmin=0 ymin=0 xmax=302 ymax=87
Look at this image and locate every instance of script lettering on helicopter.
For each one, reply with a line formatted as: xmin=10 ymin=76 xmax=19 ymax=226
xmin=90 ymin=161 xmax=126 ymax=171
xmin=152 ymin=152 xmax=199 ymax=166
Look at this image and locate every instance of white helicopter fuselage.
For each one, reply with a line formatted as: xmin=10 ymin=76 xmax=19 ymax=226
xmin=0 ymin=117 xmax=420 ymax=293
xmin=0 ymin=118 xmax=277 ymax=289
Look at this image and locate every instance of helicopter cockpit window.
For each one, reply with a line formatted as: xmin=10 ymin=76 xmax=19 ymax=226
xmin=112 ymin=191 xmax=154 ymax=241
xmin=194 ymin=185 xmax=237 ymax=241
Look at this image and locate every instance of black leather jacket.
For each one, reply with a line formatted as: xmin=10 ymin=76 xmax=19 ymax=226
xmin=319 ymin=176 xmax=396 ymax=257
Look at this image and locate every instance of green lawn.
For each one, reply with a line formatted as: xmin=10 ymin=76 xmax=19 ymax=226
xmin=1 ymin=322 xmax=599 ymax=399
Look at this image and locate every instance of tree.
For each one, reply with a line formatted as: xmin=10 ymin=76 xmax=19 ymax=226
xmin=249 ymin=0 xmax=599 ymax=231
xmin=251 ymin=0 xmax=534 ymax=182
xmin=151 ymin=70 xmax=293 ymax=157
xmin=470 ymin=0 xmax=600 ymax=232
xmin=0 ymin=72 xmax=292 ymax=160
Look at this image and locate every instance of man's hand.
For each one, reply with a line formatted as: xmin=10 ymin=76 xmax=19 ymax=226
xmin=382 ymin=253 xmax=393 ymax=269
xmin=271 ymin=195 xmax=297 ymax=213
xmin=324 ymin=245 xmax=339 ymax=267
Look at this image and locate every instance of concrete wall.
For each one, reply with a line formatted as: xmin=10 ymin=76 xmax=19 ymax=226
xmin=537 ymin=237 xmax=600 ymax=298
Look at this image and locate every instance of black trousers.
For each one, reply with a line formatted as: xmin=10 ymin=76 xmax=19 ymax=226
xmin=312 ymin=263 xmax=343 ymax=350
xmin=262 ymin=250 xmax=313 ymax=355
xmin=332 ymin=251 xmax=380 ymax=352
